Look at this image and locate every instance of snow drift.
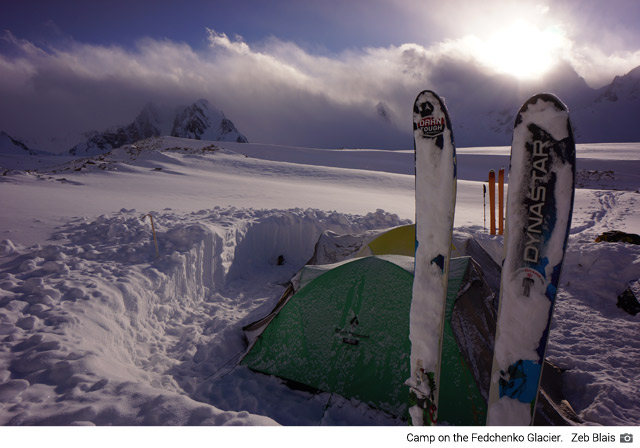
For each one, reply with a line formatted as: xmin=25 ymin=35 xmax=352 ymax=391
xmin=0 ymin=206 xmax=407 ymax=425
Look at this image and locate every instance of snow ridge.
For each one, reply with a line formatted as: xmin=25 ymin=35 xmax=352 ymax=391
xmin=0 ymin=207 xmax=406 ymax=425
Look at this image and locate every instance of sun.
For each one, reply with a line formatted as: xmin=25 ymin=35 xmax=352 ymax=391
xmin=473 ymin=21 xmax=567 ymax=80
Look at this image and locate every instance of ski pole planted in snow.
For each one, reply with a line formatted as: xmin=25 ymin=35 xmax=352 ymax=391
xmin=483 ymin=184 xmax=487 ymax=232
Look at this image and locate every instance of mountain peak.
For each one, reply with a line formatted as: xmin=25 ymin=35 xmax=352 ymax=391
xmin=593 ymin=64 xmax=640 ymax=105
xmin=69 ymin=100 xmax=247 ymax=156
xmin=171 ymin=99 xmax=245 ymax=142
xmin=626 ymin=65 xmax=640 ymax=79
xmin=0 ymin=131 xmax=35 ymax=156
xmin=194 ymin=98 xmax=211 ymax=108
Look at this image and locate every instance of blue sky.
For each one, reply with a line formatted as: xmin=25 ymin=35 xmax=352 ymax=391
xmin=2 ymin=0 xmax=640 ymax=150
xmin=1 ymin=1 xmax=442 ymax=53
xmin=5 ymin=0 xmax=640 ymax=54
xmin=5 ymin=0 xmax=640 ymax=56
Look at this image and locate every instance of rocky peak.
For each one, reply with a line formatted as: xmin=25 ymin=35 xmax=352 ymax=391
xmin=69 ymin=99 xmax=247 ymax=156
xmin=171 ymin=99 xmax=248 ymax=143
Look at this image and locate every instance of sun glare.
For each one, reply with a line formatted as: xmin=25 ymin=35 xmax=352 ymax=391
xmin=474 ymin=21 xmax=567 ymax=80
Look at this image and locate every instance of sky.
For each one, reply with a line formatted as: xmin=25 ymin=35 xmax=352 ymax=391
xmin=2 ymin=0 xmax=640 ymax=151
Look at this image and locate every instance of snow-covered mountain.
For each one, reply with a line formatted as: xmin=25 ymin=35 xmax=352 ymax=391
xmin=571 ymin=66 xmax=640 ymax=144
xmin=596 ymin=65 xmax=640 ymax=103
xmin=69 ymin=99 xmax=248 ymax=156
xmin=0 ymin=131 xmax=36 ymax=156
xmin=171 ymin=99 xmax=248 ymax=143
xmin=446 ymin=64 xmax=640 ymax=146
xmin=0 ymin=131 xmax=71 ymax=170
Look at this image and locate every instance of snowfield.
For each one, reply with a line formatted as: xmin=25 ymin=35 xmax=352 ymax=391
xmin=0 ymin=137 xmax=638 ymax=426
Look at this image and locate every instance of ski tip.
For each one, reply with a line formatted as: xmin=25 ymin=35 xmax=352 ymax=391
xmin=415 ymin=89 xmax=441 ymax=100
xmin=413 ymin=90 xmax=447 ymax=113
xmin=514 ymin=92 xmax=575 ymax=144
xmin=412 ymin=89 xmax=457 ymax=152
xmin=519 ymin=93 xmax=569 ymax=114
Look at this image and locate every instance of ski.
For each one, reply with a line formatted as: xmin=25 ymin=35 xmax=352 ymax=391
xmin=408 ymin=90 xmax=457 ymax=425
xmin=487 ymin=93 xmax=576 ymax=425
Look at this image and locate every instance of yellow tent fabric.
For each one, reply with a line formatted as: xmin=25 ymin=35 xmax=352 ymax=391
xmin=355 ymin=224 xmax=415 ymax=258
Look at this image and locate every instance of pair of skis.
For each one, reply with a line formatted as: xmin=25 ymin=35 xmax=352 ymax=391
xmin=409 ymin=91 xmax=576 ymax=426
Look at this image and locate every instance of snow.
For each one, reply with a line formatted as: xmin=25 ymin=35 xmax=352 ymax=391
xmin=0 ymin=135 xmax=639 ymax=428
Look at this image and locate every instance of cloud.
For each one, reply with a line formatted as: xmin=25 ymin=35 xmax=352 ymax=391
xmin=391 ymin=0 xmax=640 ymax=86
xmin=0 ymin=29 xmax=433 ymax=150
xmin=566 ymin=46 xmax=640 ymax=86
xmin=0 ymin=23 xmax=639 ymax=152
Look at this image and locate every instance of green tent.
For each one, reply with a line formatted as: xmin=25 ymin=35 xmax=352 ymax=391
xmin=242 ymin=255 xmax=487 ymax=423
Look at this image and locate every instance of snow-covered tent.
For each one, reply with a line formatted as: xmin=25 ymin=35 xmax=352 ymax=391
xmin=242 ymin=255 xmax=414 ymax=417
xmin=241 ymin=223 xmax=583 ymax=425
xmin=241 ymin=253 xmax=489 ymax=424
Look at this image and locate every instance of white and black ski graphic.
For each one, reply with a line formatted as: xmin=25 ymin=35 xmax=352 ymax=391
xmin=487 ymin=93 xmax=576 ymax=426
xmin=408 ymin=90 xmax=457 ymax=425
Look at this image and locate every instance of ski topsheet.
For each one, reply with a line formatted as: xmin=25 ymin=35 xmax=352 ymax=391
xmin=487 ymin=93 xmax=576 ymax=425
xmin=408 ymin=90 xmax=457 ymax=425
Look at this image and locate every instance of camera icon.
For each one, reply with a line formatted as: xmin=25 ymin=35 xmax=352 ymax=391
xmin=621 ymin=433 xmax=633 ymax=443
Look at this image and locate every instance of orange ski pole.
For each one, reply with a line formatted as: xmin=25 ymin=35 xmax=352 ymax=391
xmin=498 ymin=168 xmax=505 ymax=235
xmin=489 ymin=170 xmax=496 ymax=235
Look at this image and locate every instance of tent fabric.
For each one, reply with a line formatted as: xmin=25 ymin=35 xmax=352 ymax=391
xmin=355 ymin=224 xmax=415 ymax=258
xmin=241 ymin=255 xmax=415 ymax=417
xmin=295 ymin=254 xmax=414 ymax=291
xmin=241 ymin=254 xmax=484 ymax=421
xmin=305 ymin=224 xmax=416 ymax=266
xmin=242 ymin=255 xmax=414 ymax=345
xmin=441 ymin=257 xmax=490 ymax=424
